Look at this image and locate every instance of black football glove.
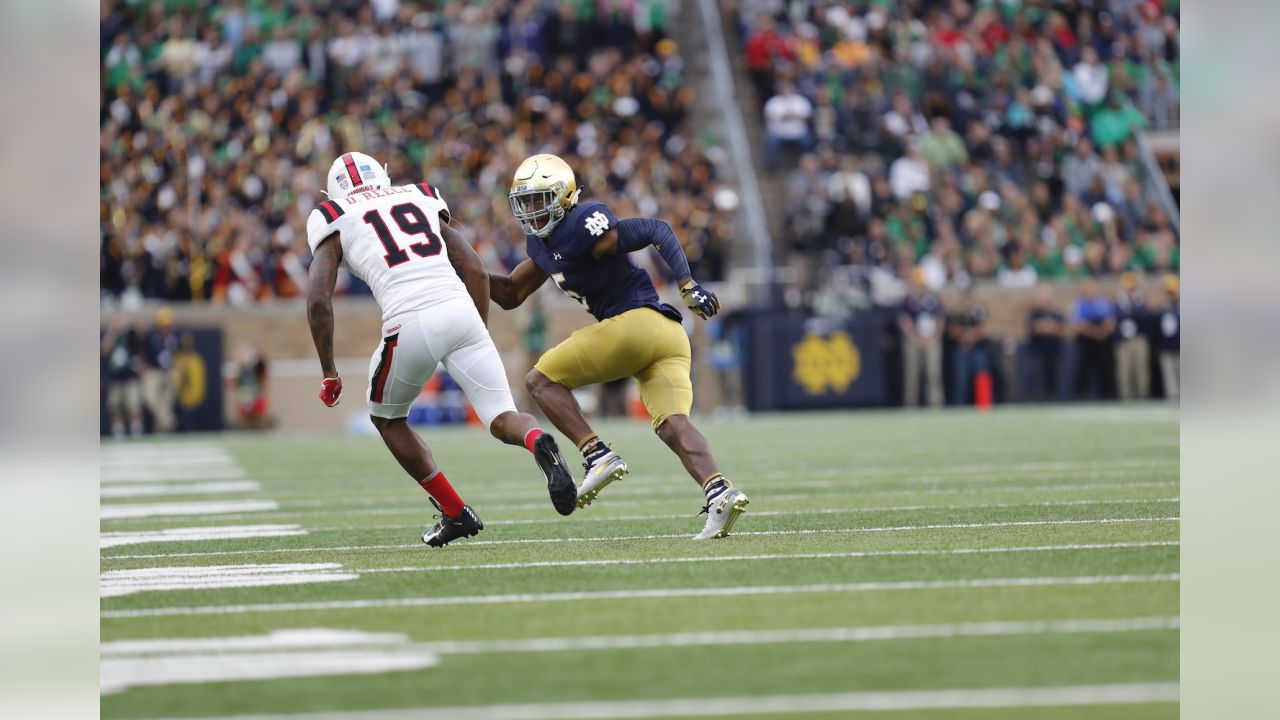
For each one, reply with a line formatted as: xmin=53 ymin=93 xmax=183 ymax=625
xmin=680 ymin=280 xmax=720 ymax=320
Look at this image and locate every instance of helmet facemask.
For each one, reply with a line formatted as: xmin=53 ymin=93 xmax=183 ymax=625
xmin=509 ymin=183 xmax=568 ymax=237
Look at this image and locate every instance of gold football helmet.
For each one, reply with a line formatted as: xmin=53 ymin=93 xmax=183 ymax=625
xmin=508 ymin=153 xmax=580 ymax=237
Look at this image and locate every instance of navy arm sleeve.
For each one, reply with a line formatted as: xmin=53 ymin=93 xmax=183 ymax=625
xmin=615 ymin=217 xmax=692 ymax=281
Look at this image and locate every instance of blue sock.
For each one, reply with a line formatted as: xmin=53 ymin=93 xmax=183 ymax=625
xmin=704 ymin=475 xmax=730 ymax=503
xmin=580 ymin=435 xmax=612 ymax=465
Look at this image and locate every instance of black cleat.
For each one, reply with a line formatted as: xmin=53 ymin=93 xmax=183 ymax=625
xmin=534 ymin=433 xmax=576 ymax=516
xmin=421 ymin=499 xmax=484 ymax=547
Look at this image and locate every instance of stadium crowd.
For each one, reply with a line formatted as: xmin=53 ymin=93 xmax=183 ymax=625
xmin=739 ymin=0 xmax=1180 ymax=293
xmin=100 ymin=0 xmax=734 ymax=306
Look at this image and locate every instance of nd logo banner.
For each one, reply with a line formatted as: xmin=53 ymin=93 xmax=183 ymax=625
xmin=792 ymin=332 xmax=861 ymax=395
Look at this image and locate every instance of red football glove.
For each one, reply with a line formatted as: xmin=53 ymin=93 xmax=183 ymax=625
xmin=319 ymin=375 xmax=343 ymax=407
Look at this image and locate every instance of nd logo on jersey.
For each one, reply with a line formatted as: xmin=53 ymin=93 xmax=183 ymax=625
xmin=583 ymin=210 xmax=611 ymax=237
xmin=792 ymin=332 xmax=860 ymax=395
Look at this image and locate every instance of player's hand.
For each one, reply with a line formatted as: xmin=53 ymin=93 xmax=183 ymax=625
xmin=681 ymin=280 xmax=720 ymax=320
xmin=319 ymin=375 xmax=343 ymax=407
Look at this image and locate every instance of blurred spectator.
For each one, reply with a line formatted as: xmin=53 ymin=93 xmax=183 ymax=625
xmin=762 ymin=79 xmax=813 ymax=171
xmin=785 ymin=153 xmax=829 ymax=251
xmin=743 ymin=15 xmax=792 ymax=99
xmin=919 ymin=116 xmax=967 ymax=171
xmin=1072 ymin=280 xmax=1117 ymax=399
xmin=946 ymin=293 xmax=990 ymax=406
xmin=1092 ymin=95 xmax=1150 ymax=150
xmin=1113 ymin=272 xmax=1151 ymax=400
xmin=1062 ymin=137 xmax=1103 ymax=198
xmin=520 ymin=297 xmax=547 ymax=410
xmin=888 ymin=141 xmax=929 ymax=201
xmin=1156 ymin=274 xmax=1180 ymax=400
xmin=880 ymin=93 xmax=927 ymax=155
xmin=898 ymin=269 xmax=943 ymax=407
xmin=101 ymin=314 xmax=143 ymax=438
xmin=1138 ymin=66 xmax=1180 ymax=131
xmin=707 ymin=311 xmax=746 ymax=415
xmin=1026 ymin=284 xmax=1067 ymax=401
xmin=599 ymin=378 xmax=629 ymax=418
xmin=232 ymin=343 xmax=271 ymax=430
xmin=141 ymin=307 xmax=180 ymax=433
xmin=998 ymin=246 xmax=1039 ymax=288
xmin=1071 ymin=46 xmax=1109 ymax=107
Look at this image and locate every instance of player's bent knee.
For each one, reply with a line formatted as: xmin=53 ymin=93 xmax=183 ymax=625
xmin=655 ymin=413 xmax=690 ymax=441
xmin=488 ymin=410 xmax=514 ymax=439
xmin=526 ymin=368 xmax=553 ymax=395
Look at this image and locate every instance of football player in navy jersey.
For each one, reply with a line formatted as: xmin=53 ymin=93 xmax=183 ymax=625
xmin=487 ymin=154 xmax=748 ymax=540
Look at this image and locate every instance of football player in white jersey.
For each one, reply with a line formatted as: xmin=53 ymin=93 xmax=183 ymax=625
xmin=305 ymin=151 xmax=577 ymax=547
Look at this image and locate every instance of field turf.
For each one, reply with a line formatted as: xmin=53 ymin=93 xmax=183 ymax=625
xmin=100 ymin=404 xmax=1179 ymax=719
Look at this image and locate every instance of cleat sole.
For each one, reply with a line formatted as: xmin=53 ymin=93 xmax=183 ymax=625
xmin=536 ymin=435 xmax=577 ymax=516
xmin=575 ymin=462 xmax=628 ymax=509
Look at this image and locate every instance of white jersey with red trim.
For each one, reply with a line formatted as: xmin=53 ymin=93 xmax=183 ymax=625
xmin=306 ymin=182 xmax=468 ymax=321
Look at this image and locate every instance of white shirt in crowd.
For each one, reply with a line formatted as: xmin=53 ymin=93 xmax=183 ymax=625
xmin=889 ymin=153 xmax=930 ymax=200
xmin=882 ymin=108 xmax=928 ymax=139
xmin=997 ymin=263 xmax=1039 ymax=289
xmin=764 ymin=91 xmax=813 ymax=140
xmin=1073 ymin=60 xmax=1109 ymax=104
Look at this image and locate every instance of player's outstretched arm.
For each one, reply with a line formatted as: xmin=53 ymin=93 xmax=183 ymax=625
xmin=307 ymin=234 xmax=342 ymax=381
xmin=610 ymin=218 xmax=721 ymax=319
xmin=442 ymin=222 xmax=491 ymax=325
xmin=488 ymin=258 xmax=549 ymax=311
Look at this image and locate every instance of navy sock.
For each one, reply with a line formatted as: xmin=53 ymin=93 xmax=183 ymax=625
xmin=704 ymin=475 xmax=730 ymax=503
xmin=580 ymin=435 xmax=612 ymax=465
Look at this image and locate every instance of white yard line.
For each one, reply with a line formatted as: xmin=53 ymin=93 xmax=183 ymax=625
xmin=102 ymin=628 xmax=413 ymax=655
xmin=101 ymin=500 xmax=279 ymax=520
xmin=144 ymin=682 xmax=1179 ymax=719
xmin=295 ymin=480 xmax=1178 ymax=529
xmin=358 ymin=541 xmax=1179 ymax=575
xmin=100 ymin=482 xmax=1180 ymax=525
xmin=102 ymin=516 xmax=1181 ymax=561
xmin=101 ymin=650 xmax=437 ymax=696
xmin=101 ymin=628 xmax=433 ymax=695
xmin=413 ymin=616 xmax=1179 ymax=655
xmin=101 ymin=466 xmax=249 ymax=483
xmin=100 ymin=563 xmax=358 ymax=598
xmin=101 ymin=481 xmax=262 ymax=499
xmin=101 ymin=525 xmax=307 ymax=549
xmin=101 ymin=619 xmax=1175 ymax=698
xmin=101 ymin=572 xmax=1179 ymax=619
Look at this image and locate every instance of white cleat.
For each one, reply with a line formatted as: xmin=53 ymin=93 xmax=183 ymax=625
xmin=694 ymin=488 xmax=749 ymax=540
xmin=575 ymin=451 xmax=628 ymax=509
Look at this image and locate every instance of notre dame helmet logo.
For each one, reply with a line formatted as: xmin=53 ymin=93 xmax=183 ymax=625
xmin=792 ymin=332 xmax=861 ymax=395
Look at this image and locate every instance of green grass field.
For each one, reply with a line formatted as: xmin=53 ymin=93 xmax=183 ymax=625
xmin=100 ymin=404 xmax=1179 ymax=719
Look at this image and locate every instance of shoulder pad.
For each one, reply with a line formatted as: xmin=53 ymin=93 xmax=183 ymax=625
xmin=316 ymin=200 xmax=346 ymax=223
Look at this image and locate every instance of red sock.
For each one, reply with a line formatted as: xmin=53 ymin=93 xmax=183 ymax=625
xmin=418 ymin=470 xmax=465 ymax=517
xmin=523 ymin=428 xmax=544 ymax=454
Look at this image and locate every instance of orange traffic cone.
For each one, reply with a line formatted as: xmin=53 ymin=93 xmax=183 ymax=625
xmin=974 ymin=371 xmax=993 ymax=412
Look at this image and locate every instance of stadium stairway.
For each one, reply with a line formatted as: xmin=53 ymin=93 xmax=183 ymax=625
xmin=677 ymin=1 xmax=785 ymax=280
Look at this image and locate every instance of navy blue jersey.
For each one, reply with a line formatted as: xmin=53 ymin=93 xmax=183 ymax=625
xmin=1113 ymin=290 xmax=1149 ymax=340
xmin=525 ymin=201 xmax=682 ymax=323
